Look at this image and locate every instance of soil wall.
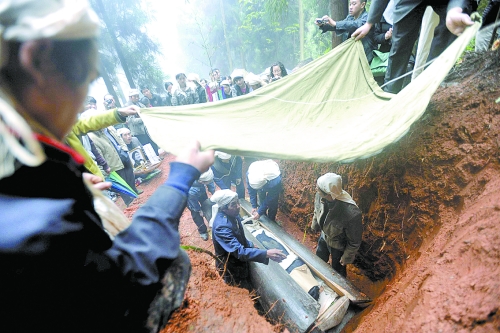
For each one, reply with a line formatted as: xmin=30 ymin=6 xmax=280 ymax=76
xmin=278 ymin=50 xmax=500 ymax=282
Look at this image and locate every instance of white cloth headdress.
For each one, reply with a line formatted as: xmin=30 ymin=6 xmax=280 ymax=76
xmin=247 ymin=159 xmax=280 ymax=190
xmin=317 ymin=173 xmax=357 ymax=206
xmin=198 ymin=168 xmax=214 ymax=183
xmin=215 ymin=151 xmax=231 ymax=160
xmin=209 ymin=189 xmax=238 ymax=227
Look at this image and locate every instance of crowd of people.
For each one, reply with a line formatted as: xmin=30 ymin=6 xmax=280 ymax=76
xmin=125 ymin=62 xmax=288 ymax=109
xmin=0 ymin=0 xmax=493 ymax=332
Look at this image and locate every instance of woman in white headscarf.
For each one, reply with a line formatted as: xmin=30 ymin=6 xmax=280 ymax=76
xmin=210 ymin=190 xmax=286 ymax=289
xmin=0 ymin=1 xmax=214 ymax=332
xmin=310 ymin=173 xmax=363 ymax=278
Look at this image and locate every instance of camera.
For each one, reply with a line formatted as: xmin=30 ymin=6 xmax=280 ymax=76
xmin=316 ymin=18 xmax=328 ymax=25
xmin=105 ymin=99 xmax=114 ymax=106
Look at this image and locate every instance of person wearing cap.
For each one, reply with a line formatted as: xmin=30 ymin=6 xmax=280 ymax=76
xmin=311 ymin=173 xmax=363 ymax=278
xmin=211 ymin=151 xmax=245 ymax=199
xmin=187 ymin=169 xmax=216 ymax=241
xmin=85 ymin=96 xmax=98 ymax=111
xmin=171 ymin=73 xmax=199 ymax=106
xmin=0 ymin=1 xmax=215 ymax=332
xmin=246 ymin=73 xmax=266 ymax=91
xmin=187 ymin=73 xmax=207 ymax=104
xmin=211 ymin=190 xmax=286 ymax=288
xmin=127 ymin=88 xmax=146 ymax=108
xmin=230 ymin=68 xmax=252 ymax=97
xmin=141 ymin=86 xmax=164 ymax=107
xmin=247 ymin=160 xmax=282 ymax=222
xmin=219 ymin=79 xmax=233 ymax=99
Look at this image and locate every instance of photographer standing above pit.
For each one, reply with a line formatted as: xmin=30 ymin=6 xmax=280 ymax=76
xmin=316 ymin=0 xmax=377 ymax=63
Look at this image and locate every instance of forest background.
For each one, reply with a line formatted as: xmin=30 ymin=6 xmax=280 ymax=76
xmin=88 ymin=0 xmax=489 ymax=106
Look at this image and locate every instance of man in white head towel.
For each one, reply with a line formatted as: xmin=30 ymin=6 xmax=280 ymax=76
xmin=211 ymin=190 xmax=286 ymax=289
xmin=246 ymin=160 xmax=282 ymax=222
xmin=311 ymin=173 xmax=363 ymax=278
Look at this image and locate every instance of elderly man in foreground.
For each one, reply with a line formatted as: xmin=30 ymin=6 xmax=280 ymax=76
xmin=0 ymin=1 xmax=214 ymax=332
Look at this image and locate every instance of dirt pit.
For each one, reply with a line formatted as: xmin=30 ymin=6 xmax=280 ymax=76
xmin=119 ymin=49 xmax=500 ymax=333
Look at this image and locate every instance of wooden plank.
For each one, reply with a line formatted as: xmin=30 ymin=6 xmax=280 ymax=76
xmin=239 ymin=199 xmax=371 ymax=306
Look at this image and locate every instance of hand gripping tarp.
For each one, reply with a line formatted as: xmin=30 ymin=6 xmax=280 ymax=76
xmin=141 ymin=23 xmax=479 ymax=163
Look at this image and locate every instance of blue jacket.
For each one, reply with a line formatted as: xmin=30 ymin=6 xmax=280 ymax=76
xmin=212 ymin=212 xmax=268 ymax=264
xmin=211 ymin=155 xmax=243 ymax=189
xmin=0 ymin=136 xmax=199 ymax=332
xmin=247 ymin=175 xmax=282 ymax=217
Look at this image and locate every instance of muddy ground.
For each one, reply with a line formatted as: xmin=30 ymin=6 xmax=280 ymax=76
xmin=119 ymin=50 xmax=500 ymax=332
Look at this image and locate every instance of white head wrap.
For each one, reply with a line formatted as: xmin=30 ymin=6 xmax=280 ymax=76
xmin=215 ymin=151 xmax=231 ymax=160
xmin=198 ymin=168 xmax=213 ymax=183
xmin=0 ymin=0 xmax=99 ymax=69
xmin=116 ymin=127 xmax=131 ymax=136
xmin=247 ymin=159 xmax=280 ymax=190
xmin=317 ymin=173 xmax=357 ymax=206
xmin=0 ymin=0 xmax=99 ymax=180
xmin=209 ymin=189 xmax=238 ymax=227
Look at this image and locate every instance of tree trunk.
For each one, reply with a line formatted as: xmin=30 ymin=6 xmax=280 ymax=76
xmin=95 ymin=0 xmax=136 ymax=89
xmin=99 ymin=62 xmax=122 ymax=107
xmin=299 ymin=0 xmax=304 ymax=61
xmin=219 ymin=0 xmax=233 ymax=71
xmin=330 ymin=0 xmax=349 ymax=48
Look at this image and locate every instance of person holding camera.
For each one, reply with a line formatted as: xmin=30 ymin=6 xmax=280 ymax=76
xmin=315 ymin=0 xmax=377 ymax=63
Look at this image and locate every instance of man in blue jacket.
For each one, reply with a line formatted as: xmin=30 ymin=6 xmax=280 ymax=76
xmin=0 ymin=1 xmax=214 ymax=332
xmin=211 ymin=190 xmax=286 ymax=289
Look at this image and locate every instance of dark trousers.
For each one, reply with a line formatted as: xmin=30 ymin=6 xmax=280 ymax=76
xmin=384 ymin=3 xmax=457 ymax=93
xmin=316 ymin=235 xmax=347 ymax=277
xmin=189 ymin=210 xmax=208 ymax=234
xmin=136 ymin=133 xmax=160 ymax=155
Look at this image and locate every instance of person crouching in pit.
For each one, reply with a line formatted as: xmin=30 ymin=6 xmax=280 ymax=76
xmin=211 ymin=190 xmax=286 ymax=289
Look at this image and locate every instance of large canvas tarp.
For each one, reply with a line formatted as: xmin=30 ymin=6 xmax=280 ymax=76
xmin=141 ymin=23 xmax=479 ymax=163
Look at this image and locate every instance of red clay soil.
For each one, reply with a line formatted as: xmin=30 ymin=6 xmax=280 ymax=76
xmin=118 ymin=50 xmax=500 ymax=332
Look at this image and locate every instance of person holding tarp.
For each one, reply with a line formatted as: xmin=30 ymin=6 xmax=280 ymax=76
xmin=211 ymin=190 xmax=286 ymax=289
xmin=352 ymin=0 xmax=475 ymax=93
xmin=247 ymin=160 xmax=282 ymax=222
xmin=0 ymin=1 xmax=214 ymax=332
xmin=311 ymin=173 xmax=363 ymax=278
